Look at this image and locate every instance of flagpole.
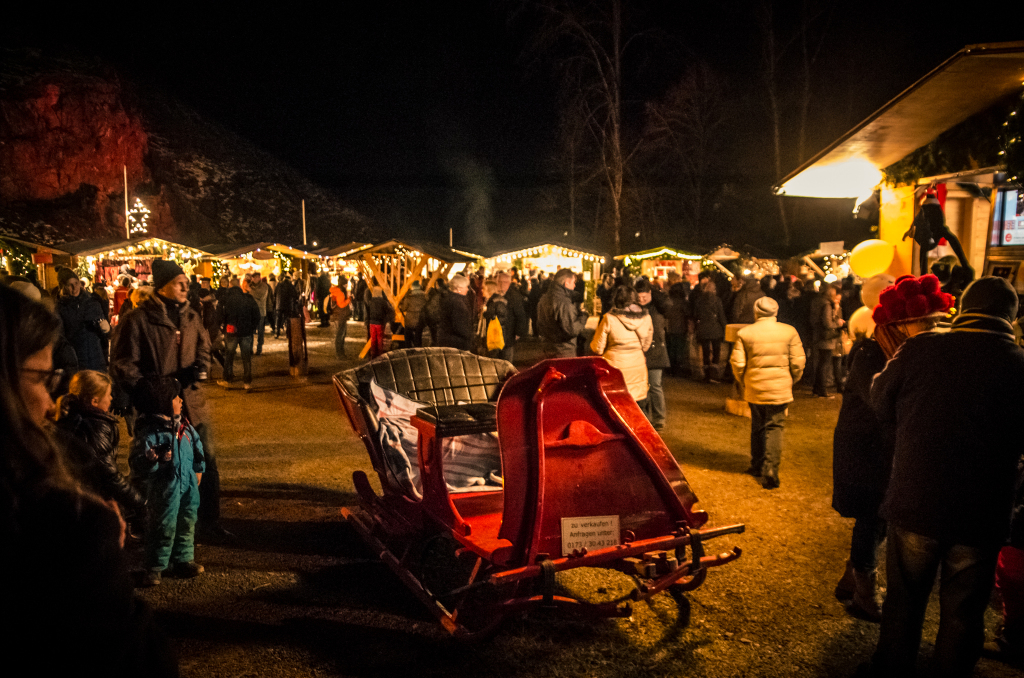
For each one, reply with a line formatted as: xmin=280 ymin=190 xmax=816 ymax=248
xmin=124 ymin=165 xmax=130 ymax=239
xmin=302 ymin=199 xmax=307 ymax=246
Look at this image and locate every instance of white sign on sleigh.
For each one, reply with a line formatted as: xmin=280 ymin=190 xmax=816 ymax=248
xmin=561 ymin=515 xmax=620 ymax=556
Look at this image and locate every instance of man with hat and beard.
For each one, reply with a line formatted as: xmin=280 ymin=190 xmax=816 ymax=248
xmin=111 ymin=259 xmax=231 ymax=542
xmin=863 ymin=276 xmax=1024 ymax=678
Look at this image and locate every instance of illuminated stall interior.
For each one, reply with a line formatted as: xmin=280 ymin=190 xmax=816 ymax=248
xmin=615 ymin=246 xmax=704 ymax=284
xmin=66 ymin=238 xmax=211 ymax=286
xmin=777 ymin=41 xmax=1024 ymax=290
xmin=344 ymin=240 xmax=476 ymax=357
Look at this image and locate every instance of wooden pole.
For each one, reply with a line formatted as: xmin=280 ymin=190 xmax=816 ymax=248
xmin=302 ymin=200 xmax=307 ymax=246
xmin=124 ymin=165 xmax=130 ymax=239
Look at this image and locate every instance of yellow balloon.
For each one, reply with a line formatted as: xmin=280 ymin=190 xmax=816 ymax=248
xmin=848 ymin=305 xmax=875 ymax=341
xmin=849 ymin=239 xmax=895 ymax=278
xmin=860 ymin=274 xmax=895 ymax=309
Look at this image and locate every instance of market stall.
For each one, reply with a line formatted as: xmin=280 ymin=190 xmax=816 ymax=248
xmin=203 ymin=242 xmax=322 ymax=280
xmin=485 ymin=242 xmax=605 ymax=308
xmin=65 ymin=237 xmax=212 ymax=286
xmin=0 ymin=235 xmax=72 ymax=289
xmin=344 ymin=240 xmax=476 ymax=358
xmin=705 ymin=245 xmax=780 ymax=280
xmin=315 ymin=242 xmax=372 ymax=281
xmin=615 ymin=246 xmax=703 ymax=283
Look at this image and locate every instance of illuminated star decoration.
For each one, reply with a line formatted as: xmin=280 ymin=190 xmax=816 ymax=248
xmin=127 ymin=198 xmax=151 ymax=236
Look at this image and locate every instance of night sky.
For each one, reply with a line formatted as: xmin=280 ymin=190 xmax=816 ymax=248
xmin=3 ymin=2 xmax=1020 ymax=253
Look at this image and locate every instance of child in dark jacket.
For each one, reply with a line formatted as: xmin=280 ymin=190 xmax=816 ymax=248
xmin=129 ymin=380 xmax=205 ymax=587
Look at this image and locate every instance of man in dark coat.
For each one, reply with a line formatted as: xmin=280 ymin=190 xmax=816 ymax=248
xmin=217 ymin=279 xmax=261 ymax=389
xmin=110 ymin=259 xmax=229 ymax=541
xmin=537 ymin=268 xmax=589 ymax=358
xmin=55 ymin=268 xmax=109 ymax=371
xmin=274 ymin=274 xmax=298 ymax=338
xmin=865 ymin=277 xmax=1024 ymax=678
xmin=436 ymin=275 xmax=475 ymax=351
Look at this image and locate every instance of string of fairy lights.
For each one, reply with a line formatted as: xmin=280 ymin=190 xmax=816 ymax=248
xmin=127 ymin=198 xmax=150 ymax=236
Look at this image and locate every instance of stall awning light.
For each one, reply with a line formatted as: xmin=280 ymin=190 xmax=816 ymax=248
xmin=776 ymin=157 xmax=882 ymax=201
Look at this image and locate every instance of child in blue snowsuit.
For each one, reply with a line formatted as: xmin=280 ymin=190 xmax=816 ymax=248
xmin=129 ymin=383 xmax=205 ymax=587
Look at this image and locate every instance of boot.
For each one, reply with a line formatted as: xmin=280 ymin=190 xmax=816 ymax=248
xmin=850 ymin=568 xmax=883 ymax=622
xmin=834 ymin=560 xmax=855 ymax=601
xmin=760 ymin=466 xmax=780 ymax=490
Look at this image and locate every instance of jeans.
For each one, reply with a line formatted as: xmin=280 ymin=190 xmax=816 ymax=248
xmin=700 ymin=340 xmax=721 ymax=379
xmin=814 ymin=348 xmax=844 ymax=396
xmin=334 ymin=316 xmax=348 ymax=358
xmin=224 ymin=334 xmax=253 ymax=384
xmin=405 ymin=325 xmax=424 ymax=348
xmin=872 ymin=526 xmax=999 ymax=678
xmin=850 ymin=515 xmax=887 ymax=573
xmin=194 ymin=422 xmax=220 ymax=525
xmin=643 ymin=368 xmax=665 ymax=429
xmin=749 ymin=403 xmax=787 ymax=472
xmin=666 ymin=333 xmax=688 ymax=374
xmin=256 ymin=314 xmax=266 ymax=353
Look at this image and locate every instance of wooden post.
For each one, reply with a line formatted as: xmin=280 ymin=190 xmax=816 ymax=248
xmin=302 ymin=200 xmax=307 ymax=246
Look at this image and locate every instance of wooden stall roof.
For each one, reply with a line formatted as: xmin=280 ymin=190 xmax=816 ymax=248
xmin=779 ymin=41 xmax=1024 ymax=196
xmin=315 ymin=242 xmax=372 ymax=257
xmin=487 ymin=240 xmax=606 ymax=261
xmin=63 ymin=237 xmax=211 ymax=258
xmin=201 ymin=242 xmax=322 ymax=260
xmin=614 ymin=246 xmax=703 ymax=261
xmin=0 ymin=235 xmax=71 ymax=255
xmin=342 ymin=240 xmax=476 ymax=264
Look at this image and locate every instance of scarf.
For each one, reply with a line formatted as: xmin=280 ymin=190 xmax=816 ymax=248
xmin=950 ymin=312 xmax=1016 ymax=340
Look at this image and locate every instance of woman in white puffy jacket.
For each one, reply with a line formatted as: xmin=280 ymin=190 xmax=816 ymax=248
xmin=590 ymin=286 xmax=653 ymax=404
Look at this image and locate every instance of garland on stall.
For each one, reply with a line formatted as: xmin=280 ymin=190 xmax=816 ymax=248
xmin=883 ymin=90 xmax=1023 ymax=186
xmin=0 ymin=238 xmax=36 ymax=276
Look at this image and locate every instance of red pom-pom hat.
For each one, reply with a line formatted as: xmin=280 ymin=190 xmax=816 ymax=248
xmin=871 ymin=274 xmax=953 ymax=326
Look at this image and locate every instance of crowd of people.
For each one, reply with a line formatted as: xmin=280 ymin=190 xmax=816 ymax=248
xmin=3 ymin=254 xmax=1024 ymax=676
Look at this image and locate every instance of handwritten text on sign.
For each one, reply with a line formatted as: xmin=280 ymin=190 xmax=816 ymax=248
xmin=561 ymin=515 xmax=620 ymax=556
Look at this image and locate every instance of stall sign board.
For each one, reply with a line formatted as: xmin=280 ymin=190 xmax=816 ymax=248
xmin=561 ymin=515 xmax=620 ymax=556
xmin=31 ymin=252 xmax=53 ymax=264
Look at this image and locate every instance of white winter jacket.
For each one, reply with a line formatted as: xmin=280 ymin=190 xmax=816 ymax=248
xmin=591 ymin=306 xmax=653 ymax=401
xmin=730 ymin=316 xmax=806 ymax=405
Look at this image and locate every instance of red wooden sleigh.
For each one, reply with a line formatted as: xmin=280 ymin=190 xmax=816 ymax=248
xmin=335 ymin=348 xmax=743 ymax=638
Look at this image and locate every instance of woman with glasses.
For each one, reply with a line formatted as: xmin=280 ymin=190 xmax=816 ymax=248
xmin=0 ymin=284 xmax=177 ymax=676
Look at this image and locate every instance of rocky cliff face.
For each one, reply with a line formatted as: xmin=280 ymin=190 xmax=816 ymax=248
xmin=0 ymin=49 xmax=367 ymax=246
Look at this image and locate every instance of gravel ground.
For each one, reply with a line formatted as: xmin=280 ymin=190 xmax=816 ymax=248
xmin=121 ymin=322 xmax=1020 ymax=678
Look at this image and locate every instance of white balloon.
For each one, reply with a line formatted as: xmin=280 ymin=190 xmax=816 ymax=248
xmin=860 ymin=274 xmax=895 ymax=309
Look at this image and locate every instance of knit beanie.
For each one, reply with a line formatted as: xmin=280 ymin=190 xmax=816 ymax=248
xmin=754 ymin=296 xmax=779 ymax=319
xmin=133 ymin=377 xmax=181 ymax=416
xmin=152 ymin=259 xmax=185 ymax=291
xmin=960 ymin=276 xmax=1019 ymax=322
xmin=56 ymin=267 xmax=78 ymax=287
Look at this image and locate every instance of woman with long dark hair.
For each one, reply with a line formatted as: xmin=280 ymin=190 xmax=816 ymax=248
xmin=0 ymin=284 xmax=177 ymax=676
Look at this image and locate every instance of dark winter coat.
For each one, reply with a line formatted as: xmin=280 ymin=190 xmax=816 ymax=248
xmin=220 ymin=287 xmax=261 ymax=337
xmin=110 ymin=294 xmax=211 ymax=425
xmin=436 ymin=292 xmax=475 ymax=351
xmin=537 ymin=284 xmax=588 ymax=349
xmin=832 ymin=338 xmax=891 ymax=518
xmin=398 ymin=289 xmax=427 ymax=329
xmin=54 ymin=396 xmax=145 ymax=513
xmin=484 ymin=285 xmax=528 ymax=349
xmin=811 ymin=295 xmax=843 ymax=350
xmin=642 ymin=293 xmax=671 ymax=369
xmin=56 ymin=292 xmax=108 ymax=370
xmin=665 ymin=283 xmax=690 ymax=336
xmin=275 ymin=278 xmax=299 ymax=318
xmin=366 ymin=295 xmax=395 ymax=326
xmin=692 ymin=290 xmax=726 ymax=341
xmin=3 ymin=488 xmax=178 ymax=677
xmin=870 ymin=322 xmax=1024 ymax=548
xmin=729 ymin=279 xmax=765 ymax=325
